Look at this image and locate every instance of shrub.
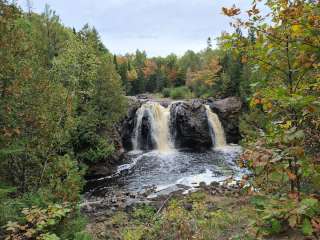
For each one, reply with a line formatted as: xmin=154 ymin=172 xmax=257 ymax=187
xmin=162 ymin=88 xmax=171 ymax=98
xmin=169 ymin=86 xmax=193 ymax=100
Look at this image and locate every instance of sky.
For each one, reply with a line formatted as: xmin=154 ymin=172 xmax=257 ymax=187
xmin=19 ymin=0 xmax=252 ymax=57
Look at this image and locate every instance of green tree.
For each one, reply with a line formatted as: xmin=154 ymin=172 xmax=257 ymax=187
xmin=223 ymin=0 xmax=320 ymax=236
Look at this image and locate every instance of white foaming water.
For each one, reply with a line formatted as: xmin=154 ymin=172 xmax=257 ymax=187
xmin=205 ymin=105 xmax=227 ymax=148
xmin=132 ymin=102 xmax=173 ymax=152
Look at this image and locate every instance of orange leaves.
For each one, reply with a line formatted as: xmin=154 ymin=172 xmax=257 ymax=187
xmin=2 ymin=127 xmax=21 ymax=138
xmin=287 ymin=170 xmax=297 ymax=181
xmin=116 ymin=56 xmax=127 ymax=64
xmin=168 ymin=69 xmax=177 ymax=82
xmin=222 ymin=5 xmax=240 ymax=17
xmin=308 ymin=15 xmax=320 ymax=28
xmin=241 ymin=55 xmax=248 ymax=64
xmin=208 ymin=58 xmax=222 ymax=75
xmin=143 ymin=59 xmax=157 ymax=78
xmin=247 ymin=4 xmax=260 ymax=17
xmin=186 ymin=57 xmax=222 ymax=89
xmin=311 ymin=218 xmax=320 ymax=233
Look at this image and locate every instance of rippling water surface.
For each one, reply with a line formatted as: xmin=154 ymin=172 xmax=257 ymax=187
xmin=105 ymin=145 xmax=246 ymax=196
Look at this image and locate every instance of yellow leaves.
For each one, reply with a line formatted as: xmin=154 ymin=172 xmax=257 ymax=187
xmin=127 ymin=69 xmax=138 ymax=81
xmin=222 ymin=5 xmax=240 ymax=17
xmin=263 ymin=101 xmax=273 ymax=112
xmin=281 ymin=121 xmax=292 ymax=129
xmin=291 ymin=24 xmax=304 ymax=38
xmin=6 ymin=204 xmax=71 ymax=240
xmin=291 ymin=24 xmax=302 ymax=34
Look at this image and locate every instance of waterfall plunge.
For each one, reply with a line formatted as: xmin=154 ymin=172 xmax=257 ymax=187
xmin=205 ymin=105 xmax=227 ymax=148
xmin=132 ymin=102 xmax=173 ymax=152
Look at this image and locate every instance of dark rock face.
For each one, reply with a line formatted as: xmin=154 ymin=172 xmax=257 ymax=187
xmin=120 ymin=97 xmax=143 ymax=150
xmin=120 ymin=96 xmax=242 ymax=151
xmin=138 ymin=112 xmax=156 ymax=151
xmin=170 ymin=100 xmax=212 ymax=151
xmin=208 ymin=97 xmax=242 ymax=143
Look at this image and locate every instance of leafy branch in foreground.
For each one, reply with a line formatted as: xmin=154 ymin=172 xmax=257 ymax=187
xmin=223 ymin=0 xmax=320 ymax=237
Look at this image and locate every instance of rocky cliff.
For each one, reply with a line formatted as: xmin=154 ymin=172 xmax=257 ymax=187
xmin=120 ymin=96 xmax=242 ymax=151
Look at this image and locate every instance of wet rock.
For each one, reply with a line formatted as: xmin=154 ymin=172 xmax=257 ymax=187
xmin=183 ymin=203 xmax=193 ymax=211
xmin=119 ymin=97 xmax=143 ymax=150
xmin=210 ymin=181 xmax=220 ymax=187
xmin=170 ymin=101 xmax=212 ymax=150
xmin=207 ymin=203 xmax=219 ymax=211
xmin=129 ymin=193 xmax=136 ymax=199
xmin=139 ymin=112 xmax=156 ymax=150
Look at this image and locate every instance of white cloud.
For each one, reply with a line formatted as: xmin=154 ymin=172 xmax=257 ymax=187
xmin=19 ymin=0 xmax=253 ymax=56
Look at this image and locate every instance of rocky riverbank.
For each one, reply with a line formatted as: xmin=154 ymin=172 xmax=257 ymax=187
xmin=82 ymin=178 xmax=249 ymax=240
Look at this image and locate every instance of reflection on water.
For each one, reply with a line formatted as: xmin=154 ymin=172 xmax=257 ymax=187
xmin=108 ymin=145 xmax=246 ymax=196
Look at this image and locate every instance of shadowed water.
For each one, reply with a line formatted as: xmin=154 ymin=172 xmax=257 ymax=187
xmin=106 ymin=145 xmax=246 ymax=197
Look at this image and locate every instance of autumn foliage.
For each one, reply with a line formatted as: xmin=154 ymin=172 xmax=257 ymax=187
xmin=223 ymin=0 xmax=320 ymax=237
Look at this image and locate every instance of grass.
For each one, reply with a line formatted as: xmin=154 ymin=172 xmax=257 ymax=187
xmin=88 ymin=191 xmax=258 ymax=240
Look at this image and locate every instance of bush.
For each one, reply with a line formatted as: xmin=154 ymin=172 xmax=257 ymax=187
xmin=169 ymin=86 xmax=193 ymax=100
xmin=162 ymin=88 xmax=171 ymax=98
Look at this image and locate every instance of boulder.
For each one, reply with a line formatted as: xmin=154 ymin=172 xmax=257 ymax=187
xmin=170 ymin=100 xmax=212 ymax=150
xmin=138 ymin=112 xmax=156 ymax=150
xmin=208 ymin=97 xmax=242 ymax=143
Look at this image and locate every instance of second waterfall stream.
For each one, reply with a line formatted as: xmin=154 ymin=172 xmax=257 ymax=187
xmin=205 ymin=105 xmax=227 ymax=148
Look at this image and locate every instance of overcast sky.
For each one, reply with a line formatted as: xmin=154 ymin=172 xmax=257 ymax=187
xmin=19 ymin=0 xmax=252 ymax=57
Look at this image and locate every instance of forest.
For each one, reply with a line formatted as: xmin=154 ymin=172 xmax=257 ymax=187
xmin=0 ymin=0 xmax=319 ymax=239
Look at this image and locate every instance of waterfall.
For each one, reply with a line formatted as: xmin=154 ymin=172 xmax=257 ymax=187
xmin=132 ymin=102 xmax=173 ymax=152
xmin=205 ymin=105 xmax=227 ymax=148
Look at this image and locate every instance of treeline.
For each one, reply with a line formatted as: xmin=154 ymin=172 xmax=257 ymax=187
xmin=114 ymin=38 xmax=249 ymax=100
xmin=0 ymin=1 xmax=126 ymax=239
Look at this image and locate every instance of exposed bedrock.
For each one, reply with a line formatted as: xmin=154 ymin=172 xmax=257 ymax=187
xmin=120 ymin=96 xmax=242 ymax=151
xmin=170 ymin=100 xmax=212 ymax=151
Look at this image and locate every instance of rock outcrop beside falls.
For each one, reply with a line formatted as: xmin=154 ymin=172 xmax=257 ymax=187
xmin=119 ymin=97 xmax=143 ymax=150
xmin=170 ymin=100 xmax=212 ymax=150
